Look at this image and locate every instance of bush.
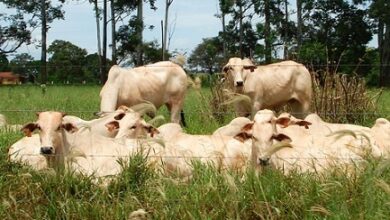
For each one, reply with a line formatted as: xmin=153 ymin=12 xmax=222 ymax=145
xmin=311 ymin=71 xmax=382 ymax=125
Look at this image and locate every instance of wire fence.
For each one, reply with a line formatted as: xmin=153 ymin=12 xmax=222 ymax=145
xmin=0 ymin=109 xmax=388 ymax=115
xmin=12 ymin=153 xmax=369 ymax=162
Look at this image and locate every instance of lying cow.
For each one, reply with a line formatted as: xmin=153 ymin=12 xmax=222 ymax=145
xmin=369 ymin=118 xmax=390 ymax=156
xmin=14 ymin=111 xmax=164 ymax=180
xmin=222 ymin=57 xmax=312 ymax=118
xmin=106 ymin=114 xmax=254 ymax=176
xmin=99 ymin=61 xmax=188 ymax=126
xmin=252 ymin=112 xmax=384 ymax=174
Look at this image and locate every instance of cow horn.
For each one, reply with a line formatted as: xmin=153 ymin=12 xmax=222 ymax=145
xmin=130 ymin=102 xmax=157 ymax=118
xmin=147 ymin=115 xmax=165 ymax=127
xmin=222 ymin=90 xmax=252 ymax=109
xmin=262 ymin=142 xmax=293 ymax=159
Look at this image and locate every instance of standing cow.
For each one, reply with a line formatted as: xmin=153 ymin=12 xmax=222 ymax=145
xmin=222 ymin=57 xmax=312 ymax=118
xmin=99 ymin=61 xmax=188 ymax=126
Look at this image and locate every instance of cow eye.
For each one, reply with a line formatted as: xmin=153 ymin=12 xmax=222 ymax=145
xmin=130 ymin=125 xmax=137 ymax=129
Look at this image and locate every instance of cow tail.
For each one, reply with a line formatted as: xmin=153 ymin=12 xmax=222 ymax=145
xmin=180 ymin=110 xmax=187 ymax=127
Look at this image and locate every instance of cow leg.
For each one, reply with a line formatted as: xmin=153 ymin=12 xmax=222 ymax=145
xmin=235 ymin=101 xmax=251 ymax=117
xmin=251 ymin=101 xmax=262 ymax=119
xmin=168 ymin=99 xmax=185 ymax=125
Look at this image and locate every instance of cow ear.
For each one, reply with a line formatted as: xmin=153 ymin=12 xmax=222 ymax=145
xmin=62 ymin=123 xmax=78 ymax=133
xmin=234 ymin=132 xmax=252 ymax=143
xmin=114 ymin=113 xmax=126 ymax=120
xmin=105 ymin=121 xmax=119 ymax=132
xmin=271 ymin=133 xmax=292 ymax=143
xmin=222 ymin=65 xmax=231 ymax=73
xmin=293 ymin=120 xmax=312 ymax=129
xmin=117 ymin=105 xmax=130 ymax=112
xmin=241 ymin=122 xmax=254 ymax=132
xmin=275 ymin=117 xmax=290 ymax=128
xmin=243 ymin=65 xmax=256 ymax=72
xmin=147 ymin=126 xmax=160 ymax=137
xmin=21 ymin=123 xmax=38 ymax=137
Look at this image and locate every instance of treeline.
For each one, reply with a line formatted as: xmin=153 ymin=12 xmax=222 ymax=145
xmin=187 ymin=0 xmax=390 ymax=87
xmin=0 ymin=0 xmax=389 ymax=86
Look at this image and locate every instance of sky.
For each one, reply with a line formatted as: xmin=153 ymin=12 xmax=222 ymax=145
xmin=8 ymin=0 xmax=223 ymax=60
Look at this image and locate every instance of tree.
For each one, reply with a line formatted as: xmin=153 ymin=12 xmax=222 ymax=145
xmin=0 ymin=12 xmax=32 ymax=54
xmin=295 ymin=0 xmax=372 ymax=75
xmin=0 ymin=0 xmax=65 ymax=84
xmin=9 ymin=53 xmax=36 ymax=80
xmin=90 ymin=0 xmax=103 ymax=83
xmin=188 ymin=37 xmax=224 ymax=74
xmin=47 ymin=40 xmax=87 ymax=83
xmin=357 ymin=0 xmax=390 ymax=87
xmin=217 ymin=0 xmax=234 ymax=59
xmin=0 ymin=54 xmax=9 ymax=71
xmin=162 ymin=0 xmax=174 ymax=61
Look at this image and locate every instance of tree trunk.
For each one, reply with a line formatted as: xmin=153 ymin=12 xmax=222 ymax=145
xmin=379 ymin=23 xmax=390 ymax=87
xmin=239 ymin=1 xmax=243 ymax=59
xmin=163 ymin=0 xmax=169 ymax=61
xmin=110 ymin=0 xmax=117 ymax=65
xmin=136 ymin=0 xmax=144 ymax=66
xmin=264 ymin=0 xmax=272 ymax=63
xmin=296 ymin=0 xmax=303 ymax=54
xmin=222 ymin=12 xmax=227 ymax=59
xmin=101 ymin=0 xmax=107 ymax=84
xmin=283 ymin=0 xmax=289 ymax=60
xmin=93 ymin=0 xmax=103 ymax=82
xmin=40 ymin=0 xmax=47 ymax=84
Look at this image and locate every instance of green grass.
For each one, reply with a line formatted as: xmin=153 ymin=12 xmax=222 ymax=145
xmin=0 ymin=85 xmax=389 ymax=219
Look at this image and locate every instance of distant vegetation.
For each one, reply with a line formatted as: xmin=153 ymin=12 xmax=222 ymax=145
xmin=0 ymin=0 xmax=389 ymax=86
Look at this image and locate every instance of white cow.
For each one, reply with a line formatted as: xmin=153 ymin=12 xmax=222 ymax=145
xmin=222 ymin=57 xmax=312 ymax=118
xmin=8 ymin=134 xmax=48 ymax=170
xmin=212 ymin=117 xmax=252 ymax=138
xmin=234 ymin=110 xmax=367 ymax=174
xmin=370 ymin=118 xmax=390 ymax=156
xmin=108 ymin=115 xmax=254 ymax=176
xmin=16 ymin=111 xmax=164 ymax=179
xmin=302 ymin=113 xmax=382 ymax=157
xmin=99 ymin=61 xmax=188 ymax=125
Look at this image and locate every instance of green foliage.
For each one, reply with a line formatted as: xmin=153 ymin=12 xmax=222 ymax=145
xmin=9 ymin=53 xmax=37 ymax=82
xmin=116 ymin=16 xmax=168 ymax=66
xmin=0 ymin=12 xmax=32 ymax=54
xmin=47 ymin=40 xmax=88 ymax=83
xmin=0 ymin=53 xmax=9 ymax=71
xmin=188 ymin=37 xmax=225 ymax=74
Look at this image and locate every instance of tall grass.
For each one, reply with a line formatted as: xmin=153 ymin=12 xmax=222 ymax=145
xmin=311 ymin=72 xmax=382 ymax=125
xmin=0 ymin=85 xmax=389 ymax=219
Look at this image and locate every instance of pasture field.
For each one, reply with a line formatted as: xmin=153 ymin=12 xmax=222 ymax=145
xmin=0 ymin=85 xmax=389 ymax=219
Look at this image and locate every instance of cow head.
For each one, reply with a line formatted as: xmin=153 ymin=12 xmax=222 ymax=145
xmin=21 ymin=112 xmax=78 ymax=155
xmin=235 ymin=110 xmax=293 ymax=168
xmin=106 ymin=112 xmax=159 ymax=139
xmin=222 ymin=57 xmax=256 ymax=88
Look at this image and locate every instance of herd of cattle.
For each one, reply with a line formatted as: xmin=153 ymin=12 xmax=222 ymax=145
xmin=6 ymin=58 xmax=390 ymax=183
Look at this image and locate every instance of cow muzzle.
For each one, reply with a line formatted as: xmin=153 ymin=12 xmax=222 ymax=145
xmin=40 ymin=146 xmax=55 ymax=155
xmin=235 ymin=81 xmax=244 ymax=87
xmin=259 ymin=157 xmax=270 ymax=166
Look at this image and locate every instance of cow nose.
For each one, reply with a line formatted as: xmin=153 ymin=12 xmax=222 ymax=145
xmin=259 ymin=157 xmax=270 ymax=166
xmin=236 ymin=81 xmax=244 ymax=87
xmin=40 ymin=146 xmax=54 ymax=155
